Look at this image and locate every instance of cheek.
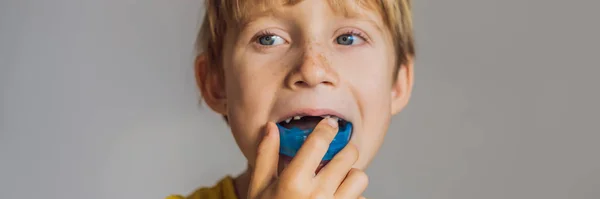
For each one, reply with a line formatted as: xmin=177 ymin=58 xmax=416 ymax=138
xmin=224 ymin=50 xmax=281 ymax=116
xmin=222 ymin=52 xmax=288 ymax=166
xmin=352 ymin=87 xmax=392 ymax=169
xmin=224 ymin=70 xmax=271 ymax=166
xmin=336 ymin=48 xmax=394 ymax=105
xmin=335 ymin=44 xmax=395 ymax=87
xmin=335 ymin=48 xmax=394 ymax=168
xmin=354 ymin=81 xmax=392 ymax=162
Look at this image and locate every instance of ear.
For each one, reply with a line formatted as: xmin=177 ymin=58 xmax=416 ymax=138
xmin=195 ymin=53 xmax=228 ymax=115
xmin=391 ymin=57 xmax=414 ymax=115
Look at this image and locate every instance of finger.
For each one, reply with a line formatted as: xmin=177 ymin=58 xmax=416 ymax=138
xmin=358 ymin=196 xmax=366 ymax=199
xmin=334 ymin=168 xmax=369 ymax=199
xmin=283 ymin=117 xmax=339 ymax=177
xmin=248 ymin=122 xmax=280 ymax=198
xmin=316 ymin=143 xmax=358 ymax=192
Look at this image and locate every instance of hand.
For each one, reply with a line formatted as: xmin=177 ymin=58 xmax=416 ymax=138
xmin=248 ymin=117 xmax=368 ymax=199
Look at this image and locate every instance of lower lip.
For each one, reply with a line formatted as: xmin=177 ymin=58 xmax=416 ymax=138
xmin=277 ymin=155 xmax=330 ymax=176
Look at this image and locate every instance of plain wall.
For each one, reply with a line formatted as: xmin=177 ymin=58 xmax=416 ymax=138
xmin=1 ymin=0 xmax=599 ymax=198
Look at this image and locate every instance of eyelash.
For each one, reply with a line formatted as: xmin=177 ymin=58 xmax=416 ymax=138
xmin=339 ymin=30 xmax=370 ymax=43
xmin=254 ymin=30 xmax=276 ymax=41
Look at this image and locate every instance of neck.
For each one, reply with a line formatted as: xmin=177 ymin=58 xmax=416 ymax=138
xmin=233 ymin=167 xmax=251 ymax=199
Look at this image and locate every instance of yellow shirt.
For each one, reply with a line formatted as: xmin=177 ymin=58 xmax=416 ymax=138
xmin=167 ymin=176 xmax=238 ymax=199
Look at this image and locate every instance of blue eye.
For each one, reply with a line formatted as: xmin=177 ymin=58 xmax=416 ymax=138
xmin=336 ymin=34 xmax=365 ymax=45
xmin=258 ymin=35 xmax=285 ymax=46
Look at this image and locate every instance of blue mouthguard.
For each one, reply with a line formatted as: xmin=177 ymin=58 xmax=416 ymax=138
xmin=277 ymin=121 xmax=352 ymax=161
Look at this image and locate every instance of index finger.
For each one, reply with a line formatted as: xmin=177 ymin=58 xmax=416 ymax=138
xmin=282 ymin=117 xmax=339 ymax=177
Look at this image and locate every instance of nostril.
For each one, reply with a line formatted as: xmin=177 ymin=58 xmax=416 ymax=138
xmin=294 ymin=81 xmax=308 ymax=87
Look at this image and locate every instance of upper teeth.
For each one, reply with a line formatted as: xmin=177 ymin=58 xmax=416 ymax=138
xmin=283 ymin=115 xmax=341 ymax=123
xmin=284 ymin=116 xmax=303 ymax=123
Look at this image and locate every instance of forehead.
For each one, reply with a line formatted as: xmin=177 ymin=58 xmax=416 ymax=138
xmin=224 ymin=0 xmax=384 ymax=27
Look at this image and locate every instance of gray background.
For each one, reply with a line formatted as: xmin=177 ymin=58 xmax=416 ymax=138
xmin=1 ymin=0 xmax=599 ymax=198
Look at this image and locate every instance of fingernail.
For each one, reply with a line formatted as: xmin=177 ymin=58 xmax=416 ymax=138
xmin=326 ymin=116 xmax=338 ymax=128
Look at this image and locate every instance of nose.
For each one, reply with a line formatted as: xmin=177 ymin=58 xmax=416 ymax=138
xmin=286 ymin=51 xmax=339 ymax=89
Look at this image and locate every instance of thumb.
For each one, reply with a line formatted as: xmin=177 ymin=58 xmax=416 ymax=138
xmin=248 ymin=122 xmax=280 ymax=198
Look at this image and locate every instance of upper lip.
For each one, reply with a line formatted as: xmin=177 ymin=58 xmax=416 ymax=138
xmin=276 ymin=108 xmax=348 ymax=123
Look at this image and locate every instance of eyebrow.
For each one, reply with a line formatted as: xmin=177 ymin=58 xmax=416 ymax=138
xmin=351 ymin=17 xmax=385 ymax=34
xmin=332 ymin=10 xmax=386 ymax=37
xmin=337 ymin=4 xmax=387 ymax=33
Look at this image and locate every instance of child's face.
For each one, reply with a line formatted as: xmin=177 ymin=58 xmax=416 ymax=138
xmin=198 ymin=0 xmax=413 ymax=170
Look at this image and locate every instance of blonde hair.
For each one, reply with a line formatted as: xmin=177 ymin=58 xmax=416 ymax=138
xmin=196 ymin=0 xmax=415 ymax=76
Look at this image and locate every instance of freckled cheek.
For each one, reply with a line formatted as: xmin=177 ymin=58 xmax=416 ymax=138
xmin=354 ymin=76 xmax=392 ymax=123
xmin=335 ymin=52 xmax=392 ymax=154
xmin=226 ymin=68 xmax=276 ymax=166
xmin=227 ymin=56 xmax=285 ymax=102
xmin=335 ymin=53 xmax=391 ymax=87
xmin=226 ymin=58 xmax=284 ymax=120
xmin=227 ymin=70 xmax=277 ymax=113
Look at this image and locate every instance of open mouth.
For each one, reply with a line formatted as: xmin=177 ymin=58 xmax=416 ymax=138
xmin=276 ymin=115 xmax=350 ymax=130
xmin=276 ymin=114 xmax=353 ymax=175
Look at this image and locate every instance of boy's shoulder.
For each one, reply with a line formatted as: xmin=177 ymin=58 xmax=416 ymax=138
xmin=167 ymin=176 xmax=237 ymax=199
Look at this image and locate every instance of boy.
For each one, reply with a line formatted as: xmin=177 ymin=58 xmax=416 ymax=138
xmin=170 ymin=0 xmax=414 ymax=198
